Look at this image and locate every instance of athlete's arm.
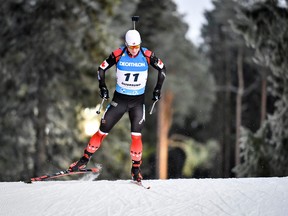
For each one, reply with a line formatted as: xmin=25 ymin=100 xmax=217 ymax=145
xmin=97 ymin=48 xmax=124 ymax=88
xmin=147 ymin=51 xmax=166 ymax=91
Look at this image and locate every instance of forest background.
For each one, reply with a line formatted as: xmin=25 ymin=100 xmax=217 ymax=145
xmin=1 ymin=0 xmax=288 ymax=181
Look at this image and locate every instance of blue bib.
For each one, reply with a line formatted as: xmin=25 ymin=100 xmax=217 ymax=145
xmin=115 ymin=47 xmax=149 ymax=95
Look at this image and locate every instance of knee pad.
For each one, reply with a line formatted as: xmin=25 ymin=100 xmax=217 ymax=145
xmin=86 ymin=130 xmax=107 ymax=154
xmin=130 ymin=132 xmax=142 ymax=161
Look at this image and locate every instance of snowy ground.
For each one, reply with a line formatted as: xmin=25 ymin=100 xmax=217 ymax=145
xmin=1 ymin=176 xmax=288 ymax=216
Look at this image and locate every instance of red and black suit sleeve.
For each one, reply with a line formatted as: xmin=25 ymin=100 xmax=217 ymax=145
xmin=143 ymin=49 xmax=166 ymax=91
xmin=97 ymin=48 xmax=124 ymax=88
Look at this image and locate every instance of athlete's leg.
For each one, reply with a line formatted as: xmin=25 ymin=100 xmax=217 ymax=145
xmin=85 ymin=101 xmax=127 ymax=155
xmin=69 ymin=98 xmax=127 ymax=171
xmin=129 ymin=104 xmax=145 ymax=161
xmin=129 ymin=104 xmax=145 ymax=182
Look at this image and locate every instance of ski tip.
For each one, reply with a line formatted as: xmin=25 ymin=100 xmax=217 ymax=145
xmin=91 ymin=167 xmax=101 ymax=173
xmin=142 ymin=184 xmax=151 ymax=189
xmin=130 ymin=180 xmax=151 ymax=189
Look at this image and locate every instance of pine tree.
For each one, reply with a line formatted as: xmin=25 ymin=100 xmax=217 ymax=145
xmin=202 ymin=0 xmax=265 ymax=177
xmin=0 ymin=0 xmax=120 ymax=180
xmin=233 ymin=0 xmax=288 ymax=176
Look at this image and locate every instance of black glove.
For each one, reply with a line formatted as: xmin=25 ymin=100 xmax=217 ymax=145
xmin=99 ymin=86 xmax=109 ymax=99
xmin=152 ymin=89 xmax=161 ymax=101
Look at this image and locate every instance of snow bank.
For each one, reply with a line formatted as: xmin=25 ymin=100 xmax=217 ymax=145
xmin=1 ymin=177 xmax=288 ymax=216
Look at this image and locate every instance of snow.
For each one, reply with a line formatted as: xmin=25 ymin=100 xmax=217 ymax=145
xmin=1 ymin=176 xmax=288 ymax=216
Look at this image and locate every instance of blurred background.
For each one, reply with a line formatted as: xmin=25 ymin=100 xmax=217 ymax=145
xmin=1 ymin=0 xmax=288 ymax=181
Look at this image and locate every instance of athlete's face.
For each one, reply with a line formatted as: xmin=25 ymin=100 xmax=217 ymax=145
xmin=127 ymin=44 xmax=140 ymax=57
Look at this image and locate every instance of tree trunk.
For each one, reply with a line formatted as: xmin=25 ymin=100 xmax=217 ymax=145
xmin=260 ymin=70 xmax=267 ymax=125
xmin=223 ymin=45 xmax=232 ymax=177
xmin=235 ymin=47 xmax=244 ymax=167
xmin=156 ymin=90 xmax=174 ymax=179
xmin=33 ymin=86 xmax=48 ymax=176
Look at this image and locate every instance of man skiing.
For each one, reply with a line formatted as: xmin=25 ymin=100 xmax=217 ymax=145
xmin=68 ymin=24 xmax=166 ymax=182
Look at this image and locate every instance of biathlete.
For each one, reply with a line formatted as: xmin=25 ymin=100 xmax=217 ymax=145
xmin=68 ymin=28 xmax=166 ymax=182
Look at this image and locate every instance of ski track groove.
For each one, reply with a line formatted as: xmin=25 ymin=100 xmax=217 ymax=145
xmin=210 ymin=182 xmax=235 ymax=215
xmin=134 ymin=179 xmax=204 ymax=216
xmin=105 ymin=181 xmax=135 ymax=216
xmin=66 ymin=181 xmax=94 ymax=215
xmin=81 ymin=181 xmax=117 ymax=215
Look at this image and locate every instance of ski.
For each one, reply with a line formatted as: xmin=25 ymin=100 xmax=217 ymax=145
xmin=25 ymin=168 xmax=100 ymax=183
xmin=130 ymin=180 xmax=151 ymax=189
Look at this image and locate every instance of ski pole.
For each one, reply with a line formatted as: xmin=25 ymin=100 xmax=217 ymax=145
xmin=96 ymin=98 xmax=105 ymax=115
xmin=149 ymin=100 xmax=159 ymax=115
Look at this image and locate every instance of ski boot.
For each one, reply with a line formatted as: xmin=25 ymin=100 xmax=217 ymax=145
xmin=131 ymin=160 xmax=143 ymax=182
xmin=68 ymin=156 xmax=90 ymax=172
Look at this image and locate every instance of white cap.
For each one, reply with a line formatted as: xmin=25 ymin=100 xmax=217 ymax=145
xmin=125 ymin=30 xmax=141 ymax=46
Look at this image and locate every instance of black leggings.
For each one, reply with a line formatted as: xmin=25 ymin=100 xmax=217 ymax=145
xmin=99 ymin=92 xmax=145 ymax=133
